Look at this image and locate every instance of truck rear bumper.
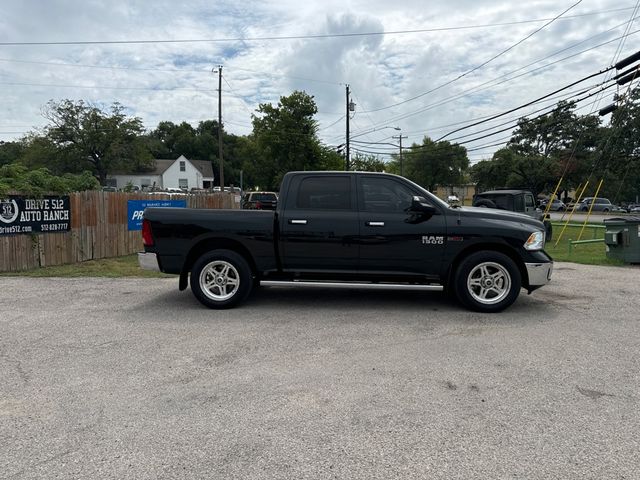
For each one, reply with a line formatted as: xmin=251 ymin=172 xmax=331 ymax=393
xmin=138 ymin=252 xmax=160 ymax=272
xmin=525 ymin=261 xmax=553 ymax=289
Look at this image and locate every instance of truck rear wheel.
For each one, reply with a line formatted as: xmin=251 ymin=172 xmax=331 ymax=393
xmin=190 ymin=249 xmax=253 ymax=309
xmin=453 ymin=251 xmax=521 ymax=313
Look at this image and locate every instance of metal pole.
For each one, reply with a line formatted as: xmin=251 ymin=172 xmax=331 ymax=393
xmin=392 ymin=134 xmax=407 ymax=176
xmin=218 ymin=65 xmax=224 ymax=190
xmin=345 ymin=84 xmax=350 ymax=171
xmin=399 ymin=135 xmax=403 ymax=176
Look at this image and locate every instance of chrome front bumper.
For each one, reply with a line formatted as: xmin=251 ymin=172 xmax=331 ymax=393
xmin=138 ymin=252 xmax=160 ymax=272
xmin=525 ymin=261 xmax=553 ymax=287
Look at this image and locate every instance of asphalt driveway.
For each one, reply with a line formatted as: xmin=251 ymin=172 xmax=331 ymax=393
xmin=1 ymin=262 xmax=639 ymax=479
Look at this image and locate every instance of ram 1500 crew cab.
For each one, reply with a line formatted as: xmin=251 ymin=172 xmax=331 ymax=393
xmin=139 ymin=171 xmax=552 ymax=312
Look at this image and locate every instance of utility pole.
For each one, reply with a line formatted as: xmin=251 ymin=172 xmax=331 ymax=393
xmin=345 ymin=85 xmax=350 ymax=171
xmin=217 ymin=65 xmax=224 ymax=190
xmin=344 ymin=85 xmax=356 ymax=171
xmin=392 ymin=134 xmax=407 ymax=176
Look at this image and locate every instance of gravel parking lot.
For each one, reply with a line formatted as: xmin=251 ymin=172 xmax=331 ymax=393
xmin=1 ymin=262 xmax=639 ymax=479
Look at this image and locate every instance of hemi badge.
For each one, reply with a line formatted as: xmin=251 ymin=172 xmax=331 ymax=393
xmin=447 ymin=236 xmax=464 ymax=242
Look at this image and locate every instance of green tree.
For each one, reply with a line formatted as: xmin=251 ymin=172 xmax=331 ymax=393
xmin=390 ymin=137 xmax=468 ymax=191
xmin=0 ymin=163 xmax=99 ymax=196
xmin=507 ymin=154 xmax=557 ymax=197
xmin=508 ymin=101 xmax=602 ymax=198
xmin=471 ymin=148 xmax=556 ymax=197
xmin=469 ymin=148 xmax=516 ymax=191
xmin=350 ymin=153 xmax=386 ymax=172
xmin=598 ymin=89 xmax=640 ymax=201
xmin=248 ymin=91 xmax=331 ymax=190
xmin=0 ymin=141 xmax=25 ymax=167
xmin=43 ymin=100 xmax=152 ymax=184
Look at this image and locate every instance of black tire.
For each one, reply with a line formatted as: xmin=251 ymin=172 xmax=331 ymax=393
xmin=453 ymin=251 xmax=522 ymax=313
xmin=602 ymin=208 xmax=609 ymax=213
xmin=190 ymin=249 xmax=253 ymax=309
xmin=473 ymin=198 xmax=496 ymax=208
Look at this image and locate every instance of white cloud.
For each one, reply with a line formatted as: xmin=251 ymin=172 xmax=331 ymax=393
xmin=0 ymin=0 xmax=638 ymax=164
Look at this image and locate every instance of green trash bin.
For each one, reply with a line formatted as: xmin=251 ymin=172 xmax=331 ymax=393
xmin=604 ymin=216 xmax=640 ymax=263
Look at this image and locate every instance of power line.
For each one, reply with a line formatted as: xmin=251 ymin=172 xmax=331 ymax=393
xmin=359 ymin=0 xmax=583 ymax=114
xmin=392 ymin=81 xmax=613 ymax=142
xmin=0 ymin=6 xmax=631 ymax=47
xmin=444 ymin=82 xmax=619 ymax=145
xmin=319 ymin=115 xmax=346 ymax=131
xmin=0 ymin=57 xmax=345 ymax=86
xmin=0 ymin=80 xmax=217 ymax=93
xmin=349 ymin=22 xmax=640 ymax=136
xmin=222 ymin=75 xmax=255 ymax=117
xmin=435 ymin=64 xmax=619 ymax=142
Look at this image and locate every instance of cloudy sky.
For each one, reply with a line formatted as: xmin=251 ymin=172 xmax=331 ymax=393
xmin=0 ymin=0 xmax=638 ymax=163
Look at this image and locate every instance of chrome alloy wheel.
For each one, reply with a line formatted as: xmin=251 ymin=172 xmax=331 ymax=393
xmin=199 ymin=260 xmax=240 ymax=301
xmin=466 ymin=261 xmax=511 ymax=305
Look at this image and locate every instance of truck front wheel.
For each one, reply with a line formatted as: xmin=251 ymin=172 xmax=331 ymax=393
xmin=191 ymin=249 xmax=253 ymax=309
xmin=453 ymin=251 xmax=521 ymax=313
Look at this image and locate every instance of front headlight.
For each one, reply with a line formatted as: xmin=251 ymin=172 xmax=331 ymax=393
xmin=524 ymin=230 xmax=545 ymax=251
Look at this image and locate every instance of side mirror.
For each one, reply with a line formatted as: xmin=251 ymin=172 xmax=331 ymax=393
xmin=410 ymin=196 xmax=437 ymax=215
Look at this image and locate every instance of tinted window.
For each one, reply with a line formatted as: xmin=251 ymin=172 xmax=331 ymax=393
xmin=360 ymin=177 xmax=414 ymax=213
xmin=481 ymin=194 xmax=513 ymax=210
xmin=525 ymin=195 xmax=535 ymax=208
xmin=296 ymin=177 xmax=351 ymax=210
xmin=514 ymin=195 xmax=524 ymax=211
xmin=252 ymin=193 xmax=277 ymax=202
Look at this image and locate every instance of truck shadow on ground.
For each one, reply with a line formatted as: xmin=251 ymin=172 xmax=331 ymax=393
xmin=250 ymin=286 xmax=556 ymax=319
xmin=134 ymin=285 xmax=558 ymax=328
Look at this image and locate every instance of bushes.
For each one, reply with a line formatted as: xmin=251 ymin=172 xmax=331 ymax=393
xmin=0 ymin=163 xmax=100 ymax=196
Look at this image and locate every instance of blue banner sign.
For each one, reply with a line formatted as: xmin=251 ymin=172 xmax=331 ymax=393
xmin=127 ymin=199 xmax=186 ymax=231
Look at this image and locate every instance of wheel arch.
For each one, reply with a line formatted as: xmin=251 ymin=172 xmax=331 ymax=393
xmin=446 ymin=243 xmax=528 ymax=290
xmin=179 ymin=238 xmax=258 ymax=291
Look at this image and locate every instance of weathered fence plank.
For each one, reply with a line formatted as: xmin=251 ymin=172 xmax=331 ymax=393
xmin=0 ymin=191 xmax=236 ymax=272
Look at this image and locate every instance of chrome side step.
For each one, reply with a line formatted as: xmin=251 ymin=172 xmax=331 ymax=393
xmin=260 ymin=280 xmax=444 ymax=291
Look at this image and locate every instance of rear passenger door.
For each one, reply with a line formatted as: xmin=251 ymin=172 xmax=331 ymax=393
xmin=279 ymin=174 xmax=359 ymax=272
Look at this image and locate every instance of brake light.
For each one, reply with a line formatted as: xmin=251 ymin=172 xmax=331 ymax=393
xmin=255 ymin=201 xmax=262 ymax=210
xmin=142 ymin=219 xmax=154 ymax=246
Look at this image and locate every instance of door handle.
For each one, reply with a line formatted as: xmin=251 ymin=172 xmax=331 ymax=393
xmin=366 ymin=221 xmax=385 ymax=227
xmin=289 ymin=219 xmax=308 ymax=225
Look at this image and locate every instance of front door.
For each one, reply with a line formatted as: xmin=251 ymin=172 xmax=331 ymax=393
xmin=357 ymin=175 xmax=447 ymax=277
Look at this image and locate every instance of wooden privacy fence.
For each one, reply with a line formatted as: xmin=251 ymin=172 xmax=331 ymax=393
xmin=0 ymin=191 xmax=237 ymax=272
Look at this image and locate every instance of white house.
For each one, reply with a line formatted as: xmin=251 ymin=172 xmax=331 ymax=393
xmin=107 ymin=155 xmax=215 ymax=190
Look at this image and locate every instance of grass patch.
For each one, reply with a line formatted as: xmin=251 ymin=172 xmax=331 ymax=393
xmin=0 ymin=255 xmax=172 ymax=278
xmin=547 ymin=224 xmax=623 ymax=266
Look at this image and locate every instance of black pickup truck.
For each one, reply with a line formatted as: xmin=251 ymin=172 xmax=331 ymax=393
xmin=139 ymin=171 xmax=553 ymax=312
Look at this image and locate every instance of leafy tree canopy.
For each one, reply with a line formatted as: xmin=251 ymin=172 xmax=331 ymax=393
xmin=350 ymin=153 xmax=387 ymax=172
xmin=388 ymin=137 xmax=469 ymax=192
xmin=42 ymin=100 xmax=152 ymax=184
xmin=0 ymin=163 xmax=99 ymax=196
xmin=247 ymin=90 xmax=337 ymax=190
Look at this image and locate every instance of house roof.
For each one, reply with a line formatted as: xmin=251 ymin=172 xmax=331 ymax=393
xmin=189 ymin=159 xmax=214 ymax=178
xmin=112 ymin=156 xmax=214 ymax=178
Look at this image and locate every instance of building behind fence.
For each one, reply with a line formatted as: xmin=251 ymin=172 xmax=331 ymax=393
xmin=0 ymin=191 xmax=237 ymax=272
